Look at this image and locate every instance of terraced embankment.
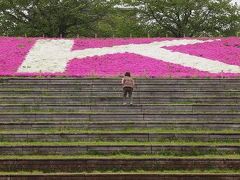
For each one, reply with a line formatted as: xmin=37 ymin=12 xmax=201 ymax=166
xmin=0 ymin=77 xmax=239 ymax=180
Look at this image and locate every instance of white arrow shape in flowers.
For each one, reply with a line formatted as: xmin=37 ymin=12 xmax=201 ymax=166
xmin=18 ymin=39 xmax=240 ymax=74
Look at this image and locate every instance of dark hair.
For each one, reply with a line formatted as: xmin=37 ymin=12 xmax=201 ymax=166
xmin=125 ymin=72 xmax=131 ymax=77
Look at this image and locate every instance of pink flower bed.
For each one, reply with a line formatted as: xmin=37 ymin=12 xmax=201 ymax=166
xmin=72 ymin=38 xmax=170 ymax=50
xmin=0 ymin=36 xmax=239 ymax=77
xmin=67 ymin=53 xmax=214 ymax=77
xmin=0 ymin=37 xmax=37 ymax=76
xmin=165 ymin=37 xmax=240 ymax=66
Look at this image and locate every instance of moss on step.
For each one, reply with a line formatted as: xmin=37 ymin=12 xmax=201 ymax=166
xmin=0 ymin=154 xmax=240 ymax=160
xmin=0 ymin=169 xmax=240 ymax=175
xmin=0 ymin=141 xmax=239 ymax=146
xmin=0 ymin=127 xmax=239 ymax=134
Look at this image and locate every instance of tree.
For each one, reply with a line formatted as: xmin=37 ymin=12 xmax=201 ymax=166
xmin=97 ymin=7 xmax=147 ymax=37
xmin=123 ymin=0 xmax=240 ymax=37
xmin=0 ymin=0 xmax=114 ymax=37
xmin=1 ymin=0 xmax=239 ymax=38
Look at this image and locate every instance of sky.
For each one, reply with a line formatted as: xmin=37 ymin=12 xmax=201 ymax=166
xmin=232 ymin=0 xmax=240 ymax=4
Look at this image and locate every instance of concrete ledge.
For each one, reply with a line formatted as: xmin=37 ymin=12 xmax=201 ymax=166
xmin=0 ymin=113 xmax=240 ymax=121
xmin=0 ymin=133 xmax=239 ymax=142
xmin=1 ymin=85 xmax=240 ymax=92
xmin=1 ymin=104 xmax=240 ymax=113
xmin=0 ymin=159 xmax=239 ymax=171
xmin=0 ymin=122 xmax=239 ymax=130
xmin=0 ymin=97 xmax=239 ymax=104
xmin=1 ymin=91 xmax=240 ymax=97
xmin=1 ymin=87 xmax=239 ymax=92
xmin=1 ymin=83 xmax=240 ymax=89
xmin=0 ymin=145 xmax=239 ymax=155
xmin=2 ymin=82 xmax=240 ymax=85
xmin=2 ymin=77 xmax=240 ymax=83
xmin=0 ymin=174 xmax=240 ymax=180
xmin=1 ymin=76 xmax=239 ymax=80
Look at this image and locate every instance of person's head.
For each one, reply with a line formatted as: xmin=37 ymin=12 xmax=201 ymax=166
xmin=125 ymin=72 xmax=131 ymax=77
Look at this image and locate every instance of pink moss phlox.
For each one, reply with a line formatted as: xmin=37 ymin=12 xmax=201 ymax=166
xmin=0 ymin=37 xmax=239 ymax=78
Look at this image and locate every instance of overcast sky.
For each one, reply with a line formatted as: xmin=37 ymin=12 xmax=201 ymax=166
xmin=232 ymin=0 xmax=240 ymax=4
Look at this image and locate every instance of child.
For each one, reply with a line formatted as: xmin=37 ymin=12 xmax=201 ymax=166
xmin=122 ymin=72 xmax=135 ymax=105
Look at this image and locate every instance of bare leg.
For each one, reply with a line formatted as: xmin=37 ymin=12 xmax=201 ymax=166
xmin=129 ymin=89 xmax=133 ymax=105
xmin=123 ymin=88 xmax=127 ymax=105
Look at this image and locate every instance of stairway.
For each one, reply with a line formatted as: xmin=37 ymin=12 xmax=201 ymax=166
xmin=0 ymin=77 xmax=239 ymax=180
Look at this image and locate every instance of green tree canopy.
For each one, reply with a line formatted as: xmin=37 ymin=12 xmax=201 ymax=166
xmin=0 ymin=0 xmax=114 ymax=37
xmin=0 ymin=0 xmax=239 ymax=37
xmin=122 ymin=0 xmax=240 ymax=37
xmin=97 ymin=7 xmax=147 ymax=37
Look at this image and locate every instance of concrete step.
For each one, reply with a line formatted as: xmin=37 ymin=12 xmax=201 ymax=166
xmin=0 ymin=133 xmax=239 ymax=142
xmin=1 ymin=77 xmax=239 ymax=177
xmin=1 ymin=87 xmax=239 ymax=92
xmin=0 ymin=144 xmax=238 ymax=155
xmin=0 ymin=96 xmax=239 ymax=104
xmin=1 ymin=104 xmax=239 ymax=113
xmin=0 ymin=174 xmax=239 ymax=180
xmin=0 ymin=158 xmax=239 ymax=171
xmin=1 ymin=90 xmax=240 ymax=97
xmin=1 ymin=77 xmax=240 ymax=84
xmin=1 ymin=83 xmax=240 ymax=90
xmin=2 ymin=119 xmax=237 ymax=123
xmin=0 ymin=112 xmax=239 ymax=121
xmin=0 ymin=122 xmax=239 ymax=130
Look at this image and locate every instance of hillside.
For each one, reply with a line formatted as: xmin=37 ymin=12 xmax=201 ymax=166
xmin=0 ymin=37 xmax=240 ymax=77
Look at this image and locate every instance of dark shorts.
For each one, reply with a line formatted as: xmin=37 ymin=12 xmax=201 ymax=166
xmin=123 ymin=87 xmax=133 ymax=97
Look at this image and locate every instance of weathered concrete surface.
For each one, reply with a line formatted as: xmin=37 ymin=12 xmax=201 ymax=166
xmin=0 ymin=159 xmax=239 ymax=171
xmin=1 ymin=91 xmax=240 ymax=98
xmin=0 ymin=96 xmax=239 ymax=104
xmin=0 ymin=113 xmax=240 ymax=121
xmin=0 ymin=122 xmax=239 ymax=130
xmin=0 ymin=145 xmax=239 ymax=155
xmin=1 ymin=77 xmax=240 ymax=84
xmin=0 ymin=174 xmax=239 ymax=180
xmin=0 ymin=104 xmax=240 ymax=113
xmin=0 ymin=77 xmax=239 ymax=176
xmin=0 ymin=133 xmax=239 ymax=142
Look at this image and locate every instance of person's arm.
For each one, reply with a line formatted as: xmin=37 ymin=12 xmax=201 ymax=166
xmin=121 ymin=78 xmax=125 ymax=85
xmin=132 ymin=79 xmax=135 ymax=88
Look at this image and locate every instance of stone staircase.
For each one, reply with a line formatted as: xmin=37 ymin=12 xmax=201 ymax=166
xmin=0 ymin=77 xmax=239 ymax=180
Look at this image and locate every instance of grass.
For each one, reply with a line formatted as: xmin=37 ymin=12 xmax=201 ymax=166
xmin=1 ymin=102 xmax=239 ymax=106
xmin=0 ymin=140 xmax=239 ymax=146
xmin=0 ymin=154 xmax=240 ymax=160
xmin=0 ymin=127 xmax=239 ymax=134
xmin=0 ymin=169 xmax=240 ymax=175
xmin=3 ymin=120 xmax=240 ymax=124
xmin=1 ymin=111 xmax=240 ymax=114
xmin=0 ymin=95 xmax=240 ymax=98
xmin=3 ymin=108 xmax=240 ymax=113
xmin=0 ymin=144 xmax=238 ymax=157
xmin=1 ymin=89 xmax=240 ymax=93
xmin=5 ymin=118 xmax=240 ymax=123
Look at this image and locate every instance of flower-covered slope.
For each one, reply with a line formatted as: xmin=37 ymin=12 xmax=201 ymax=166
xmin=0 ymin=37 xmax=239 ymax=77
